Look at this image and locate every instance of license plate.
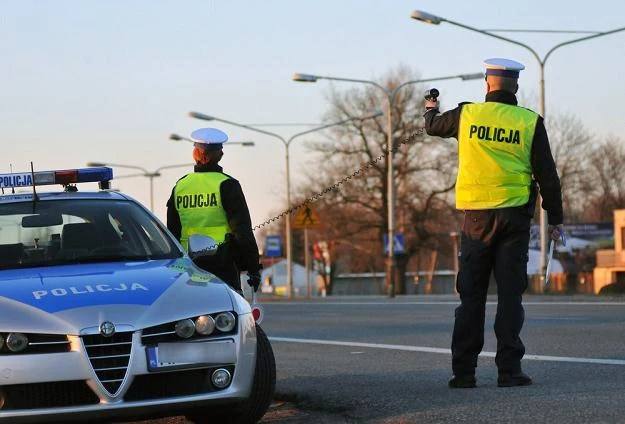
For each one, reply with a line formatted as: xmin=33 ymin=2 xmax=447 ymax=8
xmin=146 ymin=340 xmax=235 ymax=371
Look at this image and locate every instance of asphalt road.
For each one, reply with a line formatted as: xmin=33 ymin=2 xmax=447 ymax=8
xmin=128 ymin=294 xmax=625 ymax=424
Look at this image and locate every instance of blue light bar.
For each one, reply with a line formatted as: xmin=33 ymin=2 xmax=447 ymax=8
xmin=0 ymin=167 xmax=113 ymax=189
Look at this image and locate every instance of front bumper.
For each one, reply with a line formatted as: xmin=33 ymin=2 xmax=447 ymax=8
xmin=0 ymin=314 xmax=257 ymax=423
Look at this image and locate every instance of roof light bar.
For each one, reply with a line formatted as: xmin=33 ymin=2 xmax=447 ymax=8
xmin=0 ymin=167 xmax=113 ymax=189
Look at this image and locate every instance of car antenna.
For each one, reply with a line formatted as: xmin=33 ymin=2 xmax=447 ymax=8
xmin=9 ymin=164 xmax=15 ymax=194
xmin=30 ymin=161 xmax=39 ymax=210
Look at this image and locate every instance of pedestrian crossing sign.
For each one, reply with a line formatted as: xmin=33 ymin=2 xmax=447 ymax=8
xmin=383 ymin=233 xmax=405 ymax=255
xmin=292 ymin=205 xmax=321 ymax=228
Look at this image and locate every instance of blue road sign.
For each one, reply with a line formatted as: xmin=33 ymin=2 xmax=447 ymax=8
xmin=265 ymin=235 xmax=282 ymax=257
xmin=383 ymin=233 xmax=405 ymax=255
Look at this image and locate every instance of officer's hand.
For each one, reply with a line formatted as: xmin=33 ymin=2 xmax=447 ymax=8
xmin=247 ymin=271 xmax=261 ymax=292
xmin=548 ymin=224 xmax=563 ymax=242
xmin=425 ymin=99 xmax=439 ymax=110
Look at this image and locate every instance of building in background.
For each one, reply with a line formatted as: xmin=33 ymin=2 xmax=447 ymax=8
xmin=594 ymin=210 xmax=625 ymax=293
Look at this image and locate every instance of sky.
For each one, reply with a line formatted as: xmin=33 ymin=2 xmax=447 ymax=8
xmin=2 ymin=0 xmax=624 ymax=232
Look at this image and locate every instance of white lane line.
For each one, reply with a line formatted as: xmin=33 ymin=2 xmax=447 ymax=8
xmin=264 ymin=301 xmax=625 ymax=306
xmin=531 ymin=317 xmax=585 ymax=320
xmin=270 ymin=337 xmax=625 ymax=366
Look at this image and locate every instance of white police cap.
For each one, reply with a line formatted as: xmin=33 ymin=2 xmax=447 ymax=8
xmin=190 ymin=128 xmax=229 ymax=150
xmin=484 ymin=58 xmax=525 ymax=78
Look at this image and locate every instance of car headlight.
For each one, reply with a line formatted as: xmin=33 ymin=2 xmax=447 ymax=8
xmin=174 ymin=319 xmax=196 ymax=339
xmin=6 ymin=333 xmax=28 ymax=352
xmin=214 ymin=312 xmax=236 ymax=332
xmin=195 ymin=315 xmax=215 ymax=335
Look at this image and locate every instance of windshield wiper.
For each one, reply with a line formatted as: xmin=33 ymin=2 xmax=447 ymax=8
xmin=65 ymin=255 xmax=152 ymax=263
xmin=0 ymin=253 xmax=182 ymax=269
xmin=62 ymin=253 xmax=180 ymax=264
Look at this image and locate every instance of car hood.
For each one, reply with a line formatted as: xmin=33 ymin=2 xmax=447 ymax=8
xmin=0 ymin=258 xmax=236 ymax=334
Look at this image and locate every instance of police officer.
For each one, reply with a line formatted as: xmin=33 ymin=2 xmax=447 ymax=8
xmin=423 ymin=58 xmax=563 ymax=388
xmin=166 ymin=128 xmax=261 ymax=294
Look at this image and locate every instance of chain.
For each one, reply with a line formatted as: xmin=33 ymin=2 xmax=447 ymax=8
xmin=251 ymin=129 xmax=425 ymax=231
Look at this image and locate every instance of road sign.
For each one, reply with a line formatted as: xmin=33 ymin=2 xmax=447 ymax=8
xmin=383 ymin=234 xmax=405 ymax=255
xmin=265 ymin=235 xmax=282 ymax=257
xmin=292 ymin=205 xmax=321 ymax=229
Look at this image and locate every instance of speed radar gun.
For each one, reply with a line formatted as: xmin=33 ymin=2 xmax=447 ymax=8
xmin=424 ymin=88 xmax=440 ymax=101
xmin=545 ymin=230 xmax=567 ymax=288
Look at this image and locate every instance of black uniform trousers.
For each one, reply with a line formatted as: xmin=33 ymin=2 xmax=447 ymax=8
xmin=452 ymin=206 xmax=531 ymax=376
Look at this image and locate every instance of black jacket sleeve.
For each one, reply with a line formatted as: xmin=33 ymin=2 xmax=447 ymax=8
xmin=220 ymin=178 xmax=260 ymax=273
xmin=530 ymin=117 xmax=564 ymax=225
xmin=166 ymin=187 xmax=181 ymax=241
xmin=423 ymin=104 xmax=465 ymax=139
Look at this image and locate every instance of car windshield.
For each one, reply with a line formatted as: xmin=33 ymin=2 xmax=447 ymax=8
xmin=0 ymin=198 xmax=182 ymax=270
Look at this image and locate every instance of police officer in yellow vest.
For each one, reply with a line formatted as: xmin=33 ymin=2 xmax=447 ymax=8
xmin=424 ymin=58 xmax=563 ymax=389
xmin=166 ymin=128 xmax=261 ymax=294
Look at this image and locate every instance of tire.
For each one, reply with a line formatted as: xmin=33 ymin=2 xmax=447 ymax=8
xmin=188 ymin=324 xmax=276 ymax=424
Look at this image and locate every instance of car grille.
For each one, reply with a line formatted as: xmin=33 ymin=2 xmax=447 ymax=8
xmin=1 ymin=380 xmax=100 ymax=410
xmin=124 ymin=366 xmax=234 ymax=401
xmin=140 ymin=322 xmax=177 ymax=345
xmin=81 ymin=332 xmax=132 ymax=395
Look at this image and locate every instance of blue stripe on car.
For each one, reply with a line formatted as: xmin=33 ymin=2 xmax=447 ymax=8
xmin=0 ymin=259 xmax=198 ymax=313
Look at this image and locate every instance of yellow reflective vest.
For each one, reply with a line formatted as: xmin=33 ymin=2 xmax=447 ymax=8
xmin=456 ymin=102 xmax=538 ymax=209
xmin=174 ymin=172 xmax=231 ymax=251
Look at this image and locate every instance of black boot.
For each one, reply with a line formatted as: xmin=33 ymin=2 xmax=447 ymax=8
xmin=497 ymin=371 xmax=532 ymax=387
xmin=448 ymin=375 xmax=477 ymax=388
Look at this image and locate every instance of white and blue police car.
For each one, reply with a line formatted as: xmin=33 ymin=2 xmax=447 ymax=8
xmin=0 ymin=167 xmax=275 ymax=424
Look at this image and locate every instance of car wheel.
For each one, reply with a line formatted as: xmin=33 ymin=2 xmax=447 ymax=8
xmin=188 ymin=324 xmax=276 ymax=424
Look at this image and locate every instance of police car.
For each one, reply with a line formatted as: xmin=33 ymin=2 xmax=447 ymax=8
xmin=0 ymin=167 xmax=275 ymax=424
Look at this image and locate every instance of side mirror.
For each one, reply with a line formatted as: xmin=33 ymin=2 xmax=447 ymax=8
xmin=188 ymin=234 xmax=219 ymax=259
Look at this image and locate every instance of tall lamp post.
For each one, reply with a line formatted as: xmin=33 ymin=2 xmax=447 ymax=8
xmin=86 ymin=162 xmax=193 ymax=211
xmin=292 ymin=71 xmax=483 ymax=296
xmin=188 ymin=110 xmax=382 ymax=299
xmin=410 ymin=9 xmax=625 ymax=281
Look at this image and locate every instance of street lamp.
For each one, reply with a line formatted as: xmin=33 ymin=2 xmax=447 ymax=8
xmin=188 ymin=110 xmax=382 ymax=299
xmin=411 ymin=9 xmax=625 ymax=281
xmin=86 ymin=162 xmax=193 ymax=211
xmin=169 ymin=133 xmax=255 ymax=147
xmin=292 ymin=71 xmax=483 ymax=296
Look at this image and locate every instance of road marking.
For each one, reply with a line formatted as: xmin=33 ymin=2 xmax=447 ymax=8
xmin=270 ymin=337 xmax=625 ymax=366
xmin=264 ymin=301 xmax=625 ymax=306
xmin=531 ymin=317 xmax=585 ymax=320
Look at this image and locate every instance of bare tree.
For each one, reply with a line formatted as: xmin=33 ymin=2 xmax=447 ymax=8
xmin=545 ymin=113 xmax=594 ymax=221
xmin=584 ymin=137 xmax=625 ymax=221
xmin=295 ymin=66 xmax=458 ymax=294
